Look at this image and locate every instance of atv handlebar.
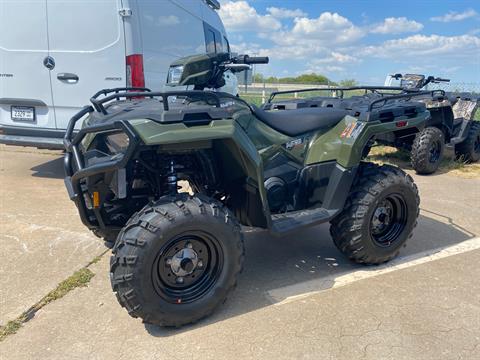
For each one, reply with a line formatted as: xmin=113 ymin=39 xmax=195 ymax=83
xmin=233 ymin=55 xmax=269 ymax=65
xmin=433 ymin=77 xmax=450 ymax=83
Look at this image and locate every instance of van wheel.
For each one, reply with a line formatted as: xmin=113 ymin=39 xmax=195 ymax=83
xmin=110 ymin=194 xmax=244 ymax=327
xmin=330 ymin=163 xmax=419 ymax=265
xmin=411 ymin=127 xmax=445 ymax=175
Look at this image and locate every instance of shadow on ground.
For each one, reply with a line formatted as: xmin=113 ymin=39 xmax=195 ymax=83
xmin=30 ymin=156 xmax=65 ymax=179
xmin=145 ymin=211 xmax=474 ymax=337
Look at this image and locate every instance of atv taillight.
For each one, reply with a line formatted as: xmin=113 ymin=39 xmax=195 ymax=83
xmin=396 ymin=121 xmax=408 ymax=128
xmin=126 ymin=54 xmax=145 ymax=88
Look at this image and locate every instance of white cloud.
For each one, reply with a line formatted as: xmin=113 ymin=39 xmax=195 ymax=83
xmin=312 ymin=52 xmax=361 ymax=64
xmin=371 ymin=17 xmax=423 ymax=34
xmin=430 ymin=9 xmax=478 ymax=22
xmin=288 ymin=12 xmax=365 ymax=44
xmin=219 ymin=1 xmax=281 ymax=32
xmin=223 ymin=11 xmax=364 ymax=61
xmin=266 ymin=7 xmax=307 ymax=19
xmin=362 ymin=34 xmax=480 ymax=60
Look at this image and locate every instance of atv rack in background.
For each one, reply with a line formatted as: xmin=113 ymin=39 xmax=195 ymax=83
xmin=267 ymin=86 xmax=447 ymax=103
xmin=267 ymin=86 xmax=406 ymax=103
xmin=266 ymin=87 xmax=446 ymax=119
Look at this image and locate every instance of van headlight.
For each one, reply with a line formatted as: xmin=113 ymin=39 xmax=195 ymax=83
xmin=167 ymin=65 xmax=184 ymax=85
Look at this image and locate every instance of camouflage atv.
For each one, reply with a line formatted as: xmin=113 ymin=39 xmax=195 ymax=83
xmin=384 ymin=74 xmax=480 ymax=174
xmin=265 ymin=74 xmax=480 ymax=175
xmin=64 ymin=53 xmax=421 ymax=327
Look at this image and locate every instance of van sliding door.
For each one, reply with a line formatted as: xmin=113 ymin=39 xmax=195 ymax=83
xmin=47 ymin=0 xmax=125 ymax=130
xmin=0 ymin=0 xmax=55 ymax=130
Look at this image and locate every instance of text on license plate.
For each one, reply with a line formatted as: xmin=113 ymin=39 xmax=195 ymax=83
xmin=11 ymin=106 xmax=35 ymax=122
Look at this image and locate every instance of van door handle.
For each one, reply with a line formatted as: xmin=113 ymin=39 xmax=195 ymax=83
xmin=57 ymin=73 xmax=79 ymax=83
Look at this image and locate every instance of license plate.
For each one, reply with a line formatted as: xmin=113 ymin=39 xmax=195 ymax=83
xmin=11 ymin=106 xmax=35 ymax=122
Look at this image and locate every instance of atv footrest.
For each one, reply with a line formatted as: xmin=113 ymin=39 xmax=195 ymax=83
xmin=270 ymin=207 xmax=335 ymax=235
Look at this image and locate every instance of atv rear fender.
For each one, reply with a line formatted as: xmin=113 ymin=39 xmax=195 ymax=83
xmin=306 ymin=112 xmax=430 ymax=167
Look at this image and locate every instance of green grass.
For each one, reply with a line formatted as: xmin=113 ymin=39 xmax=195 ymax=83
xmin=368 ymin=145 xmax=480 ymax=178
xmin=0 ymin=268 xmax=95 ymax=341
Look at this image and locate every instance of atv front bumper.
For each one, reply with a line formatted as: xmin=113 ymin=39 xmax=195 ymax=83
xmin=64 ymin=106 xmax=139 ymax=230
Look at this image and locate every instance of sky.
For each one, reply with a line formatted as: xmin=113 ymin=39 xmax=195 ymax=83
xmin=218 ymin=0 xmax=480 ymax=84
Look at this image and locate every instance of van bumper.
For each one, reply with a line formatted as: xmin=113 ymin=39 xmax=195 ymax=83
xmin=0 ymin=125 xmax=66 ymax=150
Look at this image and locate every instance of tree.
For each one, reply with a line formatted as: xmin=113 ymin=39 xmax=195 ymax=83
xmin=339 ymin=79 xmax=358 ymax=87
xmin=253 ymin=73 xmax=337 ymax=85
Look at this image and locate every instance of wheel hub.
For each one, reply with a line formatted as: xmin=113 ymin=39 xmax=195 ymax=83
xmin=169 ymin=246 xmax=199 ymax=277
xmin=371 ymin=203 xmax=393 ymax=235
xmin=429 ymin=141 xmax=441 ymax=163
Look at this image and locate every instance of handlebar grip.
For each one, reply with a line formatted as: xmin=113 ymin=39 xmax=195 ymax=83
xmin=245 ymin=56 xmax=269 ymax=64
xmin=235 ymin=55 xmax=269 ymax=64
xmin=436 ymin=78 xmax=450 ymax=82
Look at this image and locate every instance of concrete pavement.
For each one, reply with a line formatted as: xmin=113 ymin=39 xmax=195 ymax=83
xmin=0 ymin=146 xmax=479 ymax=359
xmin=0 ymin=146 xmax=105 ymax=324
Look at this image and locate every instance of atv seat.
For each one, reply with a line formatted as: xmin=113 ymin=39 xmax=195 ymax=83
xmin=252 ymin=106 xmax=347 ymax=136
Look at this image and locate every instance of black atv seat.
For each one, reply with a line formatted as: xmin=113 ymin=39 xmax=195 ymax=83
xmin=252 ymin=106 xmax=347 ymax=136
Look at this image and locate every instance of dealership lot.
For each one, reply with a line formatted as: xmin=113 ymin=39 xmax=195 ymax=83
xmin=1 ymin=145 xmax=480 ymax=359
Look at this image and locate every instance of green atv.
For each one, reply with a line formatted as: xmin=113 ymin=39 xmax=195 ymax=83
xmin=265 ymin=74 xmax=480 ymax=175
xmin=64 ymin=53 xmax=422 ymax=327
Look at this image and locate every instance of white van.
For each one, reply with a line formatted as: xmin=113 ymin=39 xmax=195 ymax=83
xmin=0 ymin=0 xmax=235 ymax=149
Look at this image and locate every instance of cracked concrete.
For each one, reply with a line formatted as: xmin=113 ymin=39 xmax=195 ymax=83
xmin=0 ymin=146 xmax=105 ymax=324
xmin=1 ymin=146 xmax=480 ymax=359
xmin=2 ymin=250 xmax=479 ymax=360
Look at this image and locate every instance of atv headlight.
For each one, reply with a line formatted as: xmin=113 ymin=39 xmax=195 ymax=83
xmin=167 ymin=65 xmax=184 ymax=85
xmin=104 ymin=131 xmax=129 ymax=155
xmin=81 ymin=130 xmax=129 ymax=157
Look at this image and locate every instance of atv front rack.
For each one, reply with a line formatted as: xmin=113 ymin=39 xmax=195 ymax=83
xmin=367 ymin=90 xmax=446 ymax=111
xmin=88 ymin=88 xmax=241 ymax=115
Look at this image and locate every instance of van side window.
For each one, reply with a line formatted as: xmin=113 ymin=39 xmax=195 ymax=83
xmin=203 ymin=22 xmax=223 ymax=53
xmin=205 ymin=29 xmax=216 ymax=53
xmin=224 ymin=36 xmax=231 ymax=54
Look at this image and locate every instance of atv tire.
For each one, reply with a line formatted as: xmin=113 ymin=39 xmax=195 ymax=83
xmin=411 ymin=127 xmax=445 ymax=175
xmin=455 ymin=121 xmax=480 ymax=163
xmin=110 ymin=194 xmax=244 ymax=327
xmin=330 ymin=163 xmax=419 ymax=265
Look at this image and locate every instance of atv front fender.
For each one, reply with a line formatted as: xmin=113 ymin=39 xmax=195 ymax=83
xmin=129 ymin=119 xmax=271 ymax=227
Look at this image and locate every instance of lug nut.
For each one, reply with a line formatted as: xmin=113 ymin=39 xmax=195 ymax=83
xmin=176 ymin=277 xmax=184 ymax=284
xmin=186 ymin=243 xmax=193 ymax=249
xmin=166 ymin=258 xmax=172 ymax=266
xmin=197 ymin=261 xmax=203 ymax=268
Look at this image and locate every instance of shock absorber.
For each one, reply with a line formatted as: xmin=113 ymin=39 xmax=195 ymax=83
xmin=167 ymin=160 xmax=178 ymax=195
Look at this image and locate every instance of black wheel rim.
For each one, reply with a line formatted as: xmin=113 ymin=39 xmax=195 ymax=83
xmin=429 ymin=140 xmax=442 ymax=163
xmin=152 ymin=231 xmax=223 ymax=304
xmin=370 ymin=194 xmax=408 ymax=247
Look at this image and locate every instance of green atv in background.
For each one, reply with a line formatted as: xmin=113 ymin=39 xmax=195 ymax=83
xmin=384 ymin=74 xmax=480 ymax=174
xmin=265 ymin=74 xmax=480 ymax=175
xmin=64 ymin=53 xmax=422 ymax=327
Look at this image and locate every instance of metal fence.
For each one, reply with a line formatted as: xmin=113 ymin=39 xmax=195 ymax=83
xmin=239 ymin=82 xmax=480 ymax=106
